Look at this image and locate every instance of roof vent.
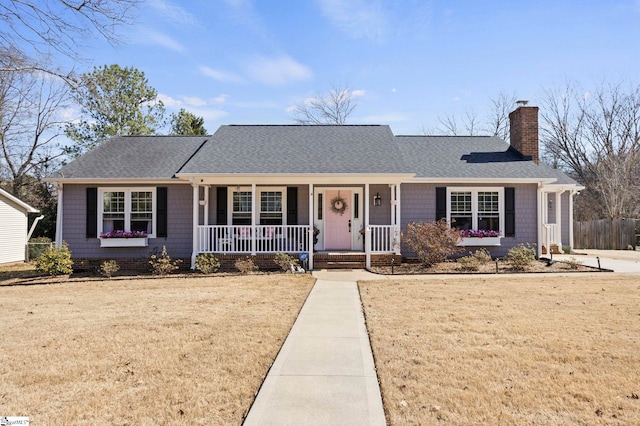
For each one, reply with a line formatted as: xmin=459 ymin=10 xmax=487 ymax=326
xmin=516 ymin=100 xmax=529 ymax=107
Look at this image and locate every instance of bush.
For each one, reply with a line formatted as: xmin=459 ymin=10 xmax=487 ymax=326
xmin=100 ymin=260 xmax=120 ymax=278
xmin=28 ymin=236 xmax=52 ymax=260
xmin=506 ymin=243 xmax=536 ymax=271
xmin=274 ymin=252 xmax=299 ymax=272
xmin=471 ymin=248 xmax=493 ymax=264
xmin=235 ymin=257 xmax=259 ymax=274
xmin=195 ymin=253 xmax=221 ymax=274
xmin=564 ymin=257 xmax=584 ymax=270
xmin=457 ymin=255 xmax=480 ymax=272
xmin=404 ymin=219 xmax=464 ymax=267
xmin=149 ymin=246 xmax=182 ymax=275
xmin=35 ymin=242 xmax=73 ymax=276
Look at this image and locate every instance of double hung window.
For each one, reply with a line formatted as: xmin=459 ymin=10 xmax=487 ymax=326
xmin=447 ymin=188 xmax=503 ymax=234
xmin=100 ymin=188 xmax=155 ymax=237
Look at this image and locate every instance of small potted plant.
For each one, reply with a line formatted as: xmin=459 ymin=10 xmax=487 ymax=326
xmin=312 ymin=224 xmax=320 ymax=245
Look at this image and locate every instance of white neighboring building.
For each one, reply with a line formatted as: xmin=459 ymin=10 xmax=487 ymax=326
xmin=0 ymin=188 xmax=38 ymax=264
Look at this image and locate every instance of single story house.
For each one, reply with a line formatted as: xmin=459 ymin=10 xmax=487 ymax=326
xmin=46 ymin=105 xmax=583 ymax=270
xmin=0 ymin=188 xmax=39 ymax=264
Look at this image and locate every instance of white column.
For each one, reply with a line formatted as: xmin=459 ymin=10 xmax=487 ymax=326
xmin=569 ymin=190 xmax=575 ymax=251
xmin=55 ymin=182 xmax=63 ymax=248
xmin=203 ymin=186 xmax=210 ymax=225
xmin=390 ymin=184 xmax=395 ymax=227
xmin=364 ymin=183 xmax=370 ymax=268
xmin=308 ymin=184 xmax=314 ymax=270
xmin=537 ymin=185 xmax=543 ymax=258
xmin=555 ymin=190 xmax=563 ymax=248
xmin=191 ymin=183 xmax=199 ymax=269
xmin=395 ymin=184 xmax=402 ymax=255
xmin=251 ymin=183 xmax=257 ymax=255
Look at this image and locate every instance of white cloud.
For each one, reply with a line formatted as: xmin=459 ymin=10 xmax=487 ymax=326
xmin=147 ymin=0 xmax=200 ymax=26
xmin=316 ymin=0 xmax=387 ymax=41
xmin=138 ymin=28 xmax=185 ymax=52
xmin=246 ymin=55 xmax=313 ymax=86
xmin=158 ymin=93 xmax=183 ymax=108
xmin=351 ymin=89 xmax=366 ymax=97
xmin=199 ymin=66 xmax=243 ymax=83
xmin=182 ymin=96 xmax=207 ymax=107
xmin=210 ymin=94 xmax=229 ymax=103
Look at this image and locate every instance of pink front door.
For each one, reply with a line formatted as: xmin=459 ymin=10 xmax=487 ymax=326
xmin=324 ymin=190 xmax=352 ymax=250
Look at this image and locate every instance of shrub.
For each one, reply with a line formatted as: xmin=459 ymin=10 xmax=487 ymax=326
xmin=149 ymin=246 xmax=182 ymax=275
xmin=195 ymin=253 xmax=221 ymax=274
xmin=404 ymin=219 xmax=464 ymax=267
xmin=274 ymin=252 xmax=299 ymax=272
xmin=35 ymin=242 xmax=73 ymax=276
xmin=564 ymin=257 xmax=584 ymax=270
xmin=562 ymin=245 xmax=571 ymax=254
xmin=28 ymin=236 xmax=52 ymax=260
xmin=235 ymin=257 xmax=259 ymax=274
xmin=471 ymin=248 xmax=493 ymax=264
xmin=100 ymin=260 xmax=120 ymax=278
xmin=457 ymin=255 xmax=480 ymax=272
xmin=506 ymin=243 xmax=536 ymax=271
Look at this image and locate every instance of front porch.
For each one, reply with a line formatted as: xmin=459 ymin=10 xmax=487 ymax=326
xmin=189 ymin=180 xmax=403 ymax=270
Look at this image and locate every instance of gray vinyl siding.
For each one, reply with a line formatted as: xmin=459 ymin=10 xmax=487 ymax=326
xmin=62 ymin=183 xmax=193 ymax=259
xmin=369 ymin=184 xmax=392 ymax=225
xmin=400 ymin=182 xmax=539 ymax=258
xmin=561 ymin=192 xmax=570 ymax=247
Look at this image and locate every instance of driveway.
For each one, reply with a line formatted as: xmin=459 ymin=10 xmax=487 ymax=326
xmin=554 ymin=249 xmax=640 ymax=273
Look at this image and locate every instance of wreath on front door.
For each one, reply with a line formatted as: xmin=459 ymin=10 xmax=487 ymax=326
xmin=330 ymin=193 xmax=348 ymax=215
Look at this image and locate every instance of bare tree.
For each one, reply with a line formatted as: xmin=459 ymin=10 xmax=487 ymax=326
xmin=437 ymin=92 xmax=517 ymax=139
xmin=541 ymin=81 xmax=640 ymax=219
xmin=0 ymin=65 xmax=70 ymax=199
xmin=292 ymin=85 xmax=358 ymax=125
xmin=0 ymin=0 xmax=139 ymax=82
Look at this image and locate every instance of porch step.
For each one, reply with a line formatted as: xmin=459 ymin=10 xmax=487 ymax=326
xmin=313 ymin=253 xmax=366 ymax=269
xmin=542 ymin=244 xmax=563 ymax=255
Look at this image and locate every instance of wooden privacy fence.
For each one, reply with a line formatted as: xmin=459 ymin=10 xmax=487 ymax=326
xmin=573 ymin=219 xmax=639 ymax=250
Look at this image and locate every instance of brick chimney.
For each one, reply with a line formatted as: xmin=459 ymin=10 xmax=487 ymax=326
xmin=509 ymin=102 xmax=539 ymax=164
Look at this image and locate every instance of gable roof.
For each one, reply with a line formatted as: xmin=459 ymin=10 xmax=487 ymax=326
xmin=180 ymin=125 xmax=411 ymax=175
xmin=48 ymin=125 xmax=579 ymax=186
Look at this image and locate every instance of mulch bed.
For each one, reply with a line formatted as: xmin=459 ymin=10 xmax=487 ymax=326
xmin=369 ymin=258 xmax=604 ymax=275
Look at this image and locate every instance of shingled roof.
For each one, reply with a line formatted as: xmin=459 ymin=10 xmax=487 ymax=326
xmin=49 ymin=126 xmax=578 ymax=186
xmin=180 ymin=125 xmax=411 ymax=175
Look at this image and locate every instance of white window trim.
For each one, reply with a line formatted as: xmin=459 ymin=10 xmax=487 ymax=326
xmin=98 ymin=187 xmax=157 ymax=238
xmin=446 ymin=187 xmax=505 ymax=234
xmin=228 ymin=186 xmax=287 ymax=225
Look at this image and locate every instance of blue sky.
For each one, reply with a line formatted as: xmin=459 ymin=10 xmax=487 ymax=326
xmin=73 ymin=0 xmax=640 ymax=135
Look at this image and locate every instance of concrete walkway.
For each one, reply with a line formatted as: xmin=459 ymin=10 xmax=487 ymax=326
xmin=243 ymin=272 xmax=386 ymax=425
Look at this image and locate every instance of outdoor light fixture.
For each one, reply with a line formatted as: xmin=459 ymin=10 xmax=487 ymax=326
xmin=373 ymin=192 xmax=381 ymax=206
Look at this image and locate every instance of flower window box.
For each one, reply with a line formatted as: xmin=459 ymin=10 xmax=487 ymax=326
xmin=100 ymin=237 xmax=148 ymax=247
xmin=458 ymin=236 xmax=502 ymax=247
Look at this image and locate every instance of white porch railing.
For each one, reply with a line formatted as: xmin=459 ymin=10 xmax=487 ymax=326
xmin=369 ymin=225 xmax=399 ymax=253
xmin=542 ymin=223 xmax=561 ymax=248
xmin=197 ymin=225 xmax=310 ymax=254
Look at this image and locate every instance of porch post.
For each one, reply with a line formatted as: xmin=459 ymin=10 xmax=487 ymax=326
xmin=191 ymin=183 xmax=199 ymax=269
xmin=555 ymin=191 xmax=563 ymax=249
xmin=308 ymin=184 xmax=314 ymax=270
xmin=251 ymin=183 xmax=257 ymax=255
xmin=537 ymin=184 xmax=543 ymax=258
xmin=55 ymin=182 xmax=63 ymax=248
xmin=395 ymin=184 xmax=402 ymax=255
xmin=390 ymin=184 xmax=395 ymax=227
xmin=365 ymin=183 xmax=370 ymax=269
xmin=203 ymin=186 xmax=210 ymax=225
xmin=569 ymin=190 xmax=575 ymax=251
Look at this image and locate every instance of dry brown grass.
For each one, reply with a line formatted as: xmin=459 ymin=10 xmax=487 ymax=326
xmin=0 ymin=274 xmax=314 ymax=425
xmin=360 ymin=274 xmax=640 ymax=425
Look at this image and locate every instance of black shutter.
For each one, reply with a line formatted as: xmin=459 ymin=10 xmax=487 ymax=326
xmin=157 ymin=187 xmax=168 ymax=238
xmin=86 ymin=187 xmax=98 ymax=238
xmin=287 ymin=187 xmax=298 ymax=225
xmin=216 ymin=187 xmax=228 ymax=225
xmin=435 ymin=187 xmax=447 ymax=221
xmin=505 ymin=187 xmax=515 ymax=237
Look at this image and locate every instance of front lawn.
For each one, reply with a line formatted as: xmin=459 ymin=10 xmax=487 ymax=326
xmin=360 ymin=274 xmax=640 ymax=425
xmin=0 ymin=274 xmax=314 ymax=424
